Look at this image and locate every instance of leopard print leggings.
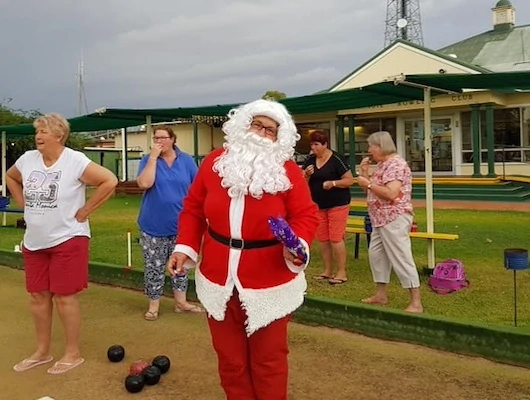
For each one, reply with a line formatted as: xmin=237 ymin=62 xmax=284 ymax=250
xmin=140 ymin=231 xmax=189 ymax=300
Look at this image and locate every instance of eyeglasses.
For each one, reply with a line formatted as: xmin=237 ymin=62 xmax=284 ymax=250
xmin=250 ymin=121 xmax=278 ymax=138
xmin=153 ymin=136 xmax=171 ymax=141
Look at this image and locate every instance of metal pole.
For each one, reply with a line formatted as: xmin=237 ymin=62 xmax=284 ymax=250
xmin=336 ymin=116 xmax=344 ymax=154
xmin=2 ymin=132 xmax=7 ymax=227
xmin=193 ymin=120 xmax=199 ymax=165
xmin=400 ymin=0 xmax=407 ymax=40
xmin=514 ymin=270 xmax=517 ymax=327
xmin=471 ymin=105 xmax=482 ymax=177
xmin=485 ymin=104 xmax=496 ymax=177
xmin=145 ymin=116 xmax=153 ymax=155
xmin=348 ymin=115 xmax=356 ymax=176
xmin=502 ymin=145 xmax=506 ymax=180
xmin=127 ymin=228 xmax=132 ymax=268
xmin=423 ymin=88 xmax=435 ymax=269
xmin=121 ymin=128 xmax=127 ymax=182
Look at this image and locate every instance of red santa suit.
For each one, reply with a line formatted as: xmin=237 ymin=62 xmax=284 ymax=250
xmin=175 ymin=146 xmax=318 ymax=330
xmin=173 ymin=101 xmax=319 ymax=400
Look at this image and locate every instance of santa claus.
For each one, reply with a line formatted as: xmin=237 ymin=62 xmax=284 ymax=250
xmin=167 ymin=99 xmax=319 ymax=400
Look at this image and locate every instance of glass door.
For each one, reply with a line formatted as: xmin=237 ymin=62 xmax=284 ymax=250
xmin=404 ymin=118 xmax=453 ymax=174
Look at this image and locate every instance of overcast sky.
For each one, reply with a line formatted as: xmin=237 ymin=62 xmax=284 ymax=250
xmin=1 ymin=0 xmax=528 ymax=118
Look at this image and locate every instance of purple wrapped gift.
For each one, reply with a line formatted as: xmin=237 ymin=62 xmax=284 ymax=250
xmin=268 ymin=216 xmax=308 ymax=264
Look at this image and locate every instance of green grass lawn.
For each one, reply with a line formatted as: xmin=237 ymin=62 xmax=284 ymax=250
xmin=1 ymin=194 xmax=529 ymax=330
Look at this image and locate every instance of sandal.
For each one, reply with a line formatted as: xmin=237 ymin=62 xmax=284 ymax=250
xmin=314 ymin=275 xmax=332 ymax=281
xmin=47 ymin=358 xmax=85 ymax=375
xmin=174 ymin=305 xmax=204 ymax=314
xmin=144 ymin=310 xmax=159 ymax=321
xmin=329 ymin=278 xmax=348 ymax=285
xmin=13 ymin=356 xmax=54 ymax=372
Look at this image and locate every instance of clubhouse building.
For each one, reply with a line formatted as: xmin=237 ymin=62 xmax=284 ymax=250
xmin=117 ymin=0 xmax=530 ymax=178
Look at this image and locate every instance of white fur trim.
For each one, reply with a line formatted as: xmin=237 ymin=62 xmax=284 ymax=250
xmin=173 ymin=244 xmax=198 ymax=270
xmin=285 ymin=237 xmax=311 ymax=273
xmin=241 ymin=99 xmax=294 ymax=130
xmin=239 ymin=272 xmax=307 ymax=336
xmin=225 ymin=99 xmax=299 ymax=147
xmin=227 ymin=195 xmax=245 ymax=287
xmin=195 ymin=267 xmax=235 ymax=321
xmin=196 ymin=269 xmax=307 ymax=337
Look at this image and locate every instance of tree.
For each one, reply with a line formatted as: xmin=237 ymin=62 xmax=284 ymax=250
xmin=0 ymin=105 xmax=94 ymax=168
xmin=261 ymin=90 xmax=287 ymax=101
xmin=0 ymin=105 xmax=38 ymax=126
xmin=5 ymin=132 xmax=95 ymax=168
xmin=65 ymin=133 xmax=95 ymax=150
xmin=7 ymin=136 xmax=35 ymax=168
xmin=1 ymin=105 xmax=40 ymax=167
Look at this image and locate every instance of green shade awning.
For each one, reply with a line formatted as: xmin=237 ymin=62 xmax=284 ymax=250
xmin=91 ymin=82 xmax=428 ymax=122
xmin=401 ymin=71 xmax=530 ymax=92
xmin=2 ymin=71 xmax=530 ymax=136
xmin=0 ymin=115 xmax=145 ymax=136
xmin=0 ymin=84 xmax=428 ymax=135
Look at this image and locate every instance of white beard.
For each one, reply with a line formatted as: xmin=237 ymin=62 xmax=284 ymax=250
xmin=213 ymin=131 xmax=293 ymax=199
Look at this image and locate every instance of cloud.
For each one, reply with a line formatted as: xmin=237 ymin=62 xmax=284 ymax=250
xmin=1 ymin=0 xmax=528 ymax=116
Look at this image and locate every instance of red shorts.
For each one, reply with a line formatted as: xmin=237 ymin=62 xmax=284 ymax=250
xmin=316 ymin=204 xmax=350 ymax=242
xmin=22 ymin=236 xmax=90 ymax=295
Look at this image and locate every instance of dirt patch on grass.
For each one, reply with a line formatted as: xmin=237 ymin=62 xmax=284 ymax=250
xmin=1 ymin=266 xmax=530 ymax=400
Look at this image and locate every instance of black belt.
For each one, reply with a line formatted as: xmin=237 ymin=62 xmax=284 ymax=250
xmin=208 ymin=227 xmax=279 ymax=250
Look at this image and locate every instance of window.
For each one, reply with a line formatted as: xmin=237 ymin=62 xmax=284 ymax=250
xmin=346 ymin=117 xmax=396 ymax=164
xmin=461 ymin=112 xmax=472 ymax=152
xmin=461 ymin=107 xmax=527 ymax=163
xmin=294 ymin=122 xmax=331 ymax=163
xmin=523 ymin=107 xmax=530 ymax=162
xmin=493 ymin=108 xmax=521 ymax=149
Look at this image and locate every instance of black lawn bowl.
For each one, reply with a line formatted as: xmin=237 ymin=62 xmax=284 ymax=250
xmin=152 ymin=355 xmax=171 ymax=374
xmin=125 ymin=374 xmax=145 ymax=393
xmin=143 ymin=365 xmax=162 ymax=386
xmin=107 ymin=345 xmax=125 ymax=363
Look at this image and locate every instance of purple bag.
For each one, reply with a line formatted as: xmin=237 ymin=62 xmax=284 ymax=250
xmin=267 ymin=216 xmax=308 ymax=264
xmin=428 ymin=258 xmax=470 ymax=295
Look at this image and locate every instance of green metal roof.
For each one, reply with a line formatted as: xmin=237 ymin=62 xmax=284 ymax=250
xmin=438 ymin=24 xmax=530 ymax=72
xmin=495 ymin=0 xmax=512 ymax=7
xmin=3 ymin=71 xmax=530 ymax=136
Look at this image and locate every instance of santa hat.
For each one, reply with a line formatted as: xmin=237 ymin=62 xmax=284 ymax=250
xmin=225 ymin=99 xmax=300 ymax=146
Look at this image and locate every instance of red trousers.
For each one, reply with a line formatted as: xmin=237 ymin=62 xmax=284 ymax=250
xmin=207 ymin=292 xmax=291 ymax=400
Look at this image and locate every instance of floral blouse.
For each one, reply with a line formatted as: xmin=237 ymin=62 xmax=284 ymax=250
xmin=367 ymin=155 xmax=413 ymax=227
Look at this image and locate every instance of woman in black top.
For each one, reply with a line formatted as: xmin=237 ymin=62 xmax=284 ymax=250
xmin=303 ymin=131 xmax=355 ymax=284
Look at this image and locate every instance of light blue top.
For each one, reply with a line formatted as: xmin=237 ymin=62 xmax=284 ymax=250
xmin=137 ymin=147 xmax=198 ymax=237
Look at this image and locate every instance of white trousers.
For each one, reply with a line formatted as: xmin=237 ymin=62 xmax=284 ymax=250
xmin=368 ymin=213 xmax=420 ymax=289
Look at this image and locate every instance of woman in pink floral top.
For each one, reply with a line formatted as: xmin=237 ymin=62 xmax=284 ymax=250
xmin=357 ymin=131 xmax=423 ymax=313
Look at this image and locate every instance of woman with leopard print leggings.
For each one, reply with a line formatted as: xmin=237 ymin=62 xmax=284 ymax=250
xmin=136 ymin=125 xmax=204 ymax=321
xmin=140 ymin=232 xmax=202 ymax=320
